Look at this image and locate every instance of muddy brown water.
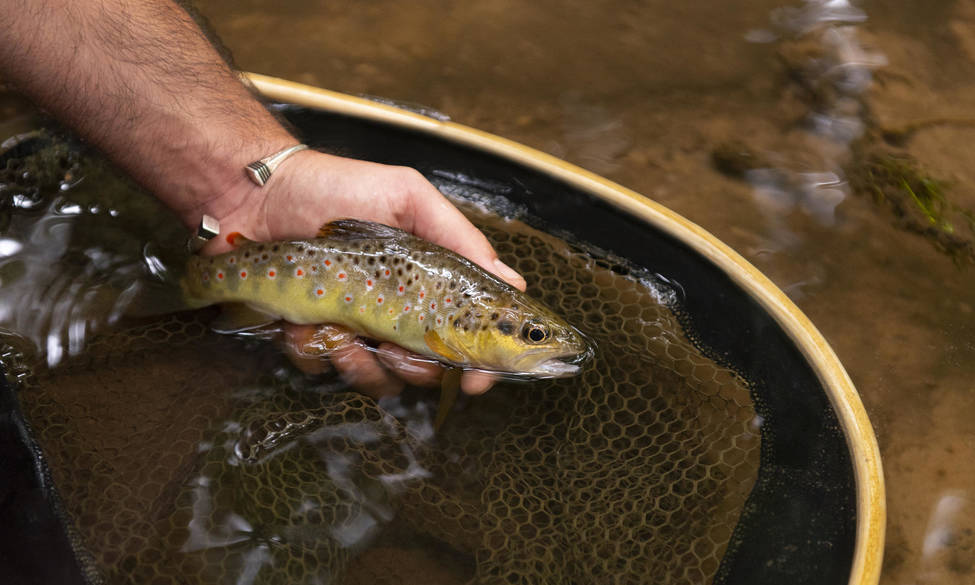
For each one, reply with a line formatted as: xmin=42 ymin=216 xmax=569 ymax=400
xmin=3 ymin=0 xmax=975 ymax=584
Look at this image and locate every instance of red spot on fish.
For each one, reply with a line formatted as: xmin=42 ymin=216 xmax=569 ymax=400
xmin=419 ymin=314 xmax=425 ymax=321
xmin=359 ymin=306 xmax=365 ymax=313
xmin=268 ymin=270 xmax=276 ymax=278
xmin=316 ymin=288 xmax=325 ymax=297
xmin=345 ymin=295 xmax=352 ymax=302
xmin=430 ymin=302 xmax=437 ymax=310
xmin=311 ymin=266 xmax=317 ymax=272
xmin=419 ymin=291 xmax=426 ymax=299
xmin=296 ymin=268 xmax=304 ymax=277
xmin=240 ymin=271 xmax=247 ymax=279
xmin=337 ymin=272 xmax=347 ymax=280
xmin=217 ymin=272 xmax=224 ymax=280
xmin=377 ymin=296 xmax=384 ymax=304
xmin=436 ymin=317 xmax=443 ymax=325
xmin=228 ymin=257 xmax=236 ymax=264
xmin=367 ymin=279 xmax=373 ymax=287
xmin=445 ymin=297 xmax=452 ymax=304
xmin=384 ymin=269 xmax=390 ymax=276
xmin=286 ymin=255 xmax=294 ymax=262
xmin=324 ymin=259 xmax=332 ymax=267
xmin=404 ymin=305 xmax=411 ymax=312
xmin=398 ymin=285 xmax=405 ymax=293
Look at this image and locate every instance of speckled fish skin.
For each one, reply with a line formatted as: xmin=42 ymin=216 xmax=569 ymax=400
xmin=182 ymin=220 xmax=590 ymax=376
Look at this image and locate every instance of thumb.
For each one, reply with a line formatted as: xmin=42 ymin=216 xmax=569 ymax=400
xmin=408 ymin=188 xmax=526 ymax=292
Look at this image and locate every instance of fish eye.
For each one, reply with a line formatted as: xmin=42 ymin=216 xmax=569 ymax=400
xmin=522 ymin=322 xmax=549 ymax=344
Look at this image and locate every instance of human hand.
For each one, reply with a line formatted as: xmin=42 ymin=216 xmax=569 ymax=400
xmin=204 ymin=149 xmax=526 ymax=397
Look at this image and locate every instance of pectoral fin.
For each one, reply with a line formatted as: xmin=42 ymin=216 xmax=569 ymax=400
xmin=211 ymin=303 xmax=279 ymax=334
xmin=435 ymin=368 xmax=462 ymax=432
xmin=424 ymin=329 xmax=465 ymax=364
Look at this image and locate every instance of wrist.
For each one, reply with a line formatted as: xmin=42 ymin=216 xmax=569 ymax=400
xmin=168 ymin=132 xmax=300 ymax=233
xmin=196 ymin=146 xmax=320 ymax=254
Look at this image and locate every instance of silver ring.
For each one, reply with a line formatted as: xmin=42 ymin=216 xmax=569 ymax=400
xmin=245 ymin=144 xmax=309 ymax=186
xmin=187 ymin=214 xmax=220 ymax=253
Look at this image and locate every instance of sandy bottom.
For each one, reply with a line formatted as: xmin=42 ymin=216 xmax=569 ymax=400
xmin=5 ymin=0 xmax=975 ymax=583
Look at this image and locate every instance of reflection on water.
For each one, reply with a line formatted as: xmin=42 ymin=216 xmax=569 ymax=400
xmin=3 ymin=137 xmax=760 ymax=583
xmin=920 ymin=491 xmax=972 ymax=582
xmin=739 ymin=0 xmax=885 ymax=240
xmin=0 ymin=131 xmax=186 ymax=369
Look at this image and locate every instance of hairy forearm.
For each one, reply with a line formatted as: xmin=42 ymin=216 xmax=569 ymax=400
xmin=0 ymin=0 xmax=294 ymax=227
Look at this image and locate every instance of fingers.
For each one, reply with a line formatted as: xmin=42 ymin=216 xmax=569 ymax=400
xmin=282 ymin=323 xmax=332 ymax=374
xmin=403 ymin=172 xmax=527 ymax=292
xmin=331 ymin=341 xmax=405 ymax=400
xmin=375 ymin=343 xmax=443 ymax=387
xmin=461 ymin=370 xmax=496 ymax=395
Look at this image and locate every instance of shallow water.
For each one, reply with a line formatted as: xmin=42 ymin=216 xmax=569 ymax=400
xmin=3 ymin=0 xmax=975 ymax=583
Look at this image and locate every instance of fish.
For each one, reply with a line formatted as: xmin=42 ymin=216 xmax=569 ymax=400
xmin=181 ymin=219 xmax=591 ymax=378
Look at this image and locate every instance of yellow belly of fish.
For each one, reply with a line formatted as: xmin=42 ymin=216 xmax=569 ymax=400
xmin=217 ymin=275 xmax=433 ymax=357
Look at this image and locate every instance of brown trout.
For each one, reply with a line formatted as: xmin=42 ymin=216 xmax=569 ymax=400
xmin=181 ymin=219 xmax=591 ymax=377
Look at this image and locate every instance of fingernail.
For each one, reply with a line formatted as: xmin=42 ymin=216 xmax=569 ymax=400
xmin=493 ymin=259 xmax=523 ymax=284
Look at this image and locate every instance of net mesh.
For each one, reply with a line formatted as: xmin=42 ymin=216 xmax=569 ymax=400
xmin=3 ymin=135 xmax=761 ymax=585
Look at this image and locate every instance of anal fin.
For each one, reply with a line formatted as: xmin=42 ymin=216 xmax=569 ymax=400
xmin=211 ymin=303 xmax=279 ymax=334
xmin=435 ymin=368 xmax=462 ymax=431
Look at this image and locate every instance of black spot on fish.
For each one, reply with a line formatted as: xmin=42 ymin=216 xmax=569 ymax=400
xmin=497 ymin=320 xmax=515 ymax=335
xmin=367 ymin=257 xmax=375 ymax=265
xmin=436 ymin=282 xmax=442 ymax=290
xmin=262 ymin=254 xmax=269 ymax=261
xmin=397 ymin=268 xmax=403 ymax=276
xmin=257 ymin=245 xmax=265 ymax=251
xmin=393 ymin=258 xmax=401 ymax=265
xmin=380 ymin=255 xmax=387 ymax=263
xmin=308 ymin=250 xmax=316 ymax=257
xmin=490 ymin=312 xmax=499 ymax=320
xmin=449 ymin=282 xmax=456 ymax=290
xmin=244 ymin=251 xmax=250 ymax=258
xmin=353 ymin=258 xmax=359 ymax=265
xmin=405 ymin=263 xmax=412 ymax=271
xmin=463 ymin=292 xmax=472 ymax=298
xmin=364 ymin=245 xmax=371 ymax=251
xmin=375 ymin=270 xmax=381 ymax=279
xmin=272 ymin=245 xmax=279 ymax=252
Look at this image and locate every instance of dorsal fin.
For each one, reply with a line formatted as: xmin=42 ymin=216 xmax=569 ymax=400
xmin=317 ymin=219 xmax=407 ymax=240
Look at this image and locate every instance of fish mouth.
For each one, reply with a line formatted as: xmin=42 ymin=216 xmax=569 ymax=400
xmin=533 ymin=357 xmax=583 ymax=377
xmin=522 ymin=343 xmax=594 ymax=378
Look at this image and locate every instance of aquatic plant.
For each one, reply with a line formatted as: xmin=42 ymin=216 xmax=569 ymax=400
xmin=845 ymin=143 xmax=975 ymax=265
